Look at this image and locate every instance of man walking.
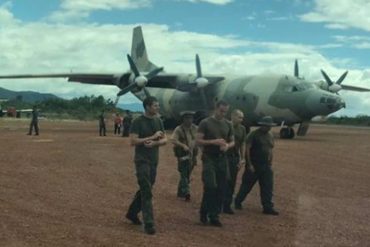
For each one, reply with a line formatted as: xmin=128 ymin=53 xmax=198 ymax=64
xmin=27 ymin=106 xmax=39 ymax=136
xmin=234 ymin=116 xmax=279 ymax=216
xmin=126 ymin=96 xmax=167 ymax=235
xmin=171 ymin=111 xmax=198 ymax=202
xmin=223 ymin=109 xmax=246 ymax=214
xmin=196 ymin=100 xmax=234 ymax=227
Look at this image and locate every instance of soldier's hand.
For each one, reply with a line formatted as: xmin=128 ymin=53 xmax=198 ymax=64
xmin=182 ymin=145 xmax=190 ymax=152
xmin=153 ymin=131 xmax=164 ymax=140
xmin=248 ymin=165 xmax=255 ymax=173
xmin=144 ymin=140 xmax=155 ymax=148
xmin=214 ymin=139 xmax=227 ymax=146
xmin=220 ymin=143 xmax=229 ymax=152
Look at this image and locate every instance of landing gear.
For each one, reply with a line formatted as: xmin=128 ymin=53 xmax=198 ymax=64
xmin=280 ymin=127 xmax=295 ymax=139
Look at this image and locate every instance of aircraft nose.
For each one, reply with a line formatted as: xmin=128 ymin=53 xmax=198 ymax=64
xmin=307 ymin=93 xmax=346 ymax=115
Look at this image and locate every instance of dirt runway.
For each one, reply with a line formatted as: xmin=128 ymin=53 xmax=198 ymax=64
xmin=1 ymin=119 xmax=370 ymax=246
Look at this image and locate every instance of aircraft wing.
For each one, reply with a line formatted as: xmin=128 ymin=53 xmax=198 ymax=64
xmin=341 ymin=84 xmax=370 ymax=92
xmin=0 ymin=73 xmax=118 ymax=85
xmin=147 ymin=74 xmax=224 ymax=89
xmin=0 ymin=73 xmax=225 ymax=91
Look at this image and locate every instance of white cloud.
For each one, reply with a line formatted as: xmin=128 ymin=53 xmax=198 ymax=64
xmin=300 ymin=0 xmax=370 ymax=32
xmin=0 ymin=5 xmax=369 ymax=115
xmin=60 ymin=0 xmax=151 ymax=11
xmin=333 ymin=35 xmax=370 ymax=50
xmin=48 ymin=0 xmax=151 ymax=23
xmin=185 ymin=0 xmax=234 ymax=5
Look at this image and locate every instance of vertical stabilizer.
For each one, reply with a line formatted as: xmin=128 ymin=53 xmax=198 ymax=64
xmin=131 ymin=26 xmax=157 ymax=72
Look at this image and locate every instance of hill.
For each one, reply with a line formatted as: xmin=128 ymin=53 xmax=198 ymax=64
xmin=0 ymin=87 xmax=59 ymax=103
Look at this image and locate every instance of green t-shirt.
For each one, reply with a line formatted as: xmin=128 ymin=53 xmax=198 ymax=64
xmin=227 ymin=124 xmax=246 ymax=156
xmin=130 ymin=115 xmax=164 ymax=162
xmin=198 ymin=117 xmax=234 ymax=156
xmin=246 ymin=128 xmax=274 ymax=168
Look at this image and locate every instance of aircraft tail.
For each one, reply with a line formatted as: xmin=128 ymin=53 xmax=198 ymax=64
xmin=131 ymin=26 xmax=158 ymax=72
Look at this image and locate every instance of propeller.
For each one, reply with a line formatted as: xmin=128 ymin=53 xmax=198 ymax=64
xmin=116 ymin=54 xmax=163 ymax=97
xmin=194 ymin=54 xmax=209 ymax=88
xmin=294 ymin=59 xmax=299 ymax=78
xmin=320 ymin=70 xmax=348 ymax=93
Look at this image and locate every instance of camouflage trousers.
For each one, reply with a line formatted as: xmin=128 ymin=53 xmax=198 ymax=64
xmin=177 ymin=159 xmax=193 ymax=198
xmin=28 ymin=121 xmax=39 ymax=135
xmin=200 ymin=154 xmax=228 ymax=221
xmin=235 ymin=165 xmax=274 ymax=210
xmin=127 ymin=159 xmax=158 ymax=225
xmin=223 ymin=154 xmax=240 ymax=210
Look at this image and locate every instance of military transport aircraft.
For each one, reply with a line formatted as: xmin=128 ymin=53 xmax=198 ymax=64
xmin=0 ymin=26 xmax=369 ymax=139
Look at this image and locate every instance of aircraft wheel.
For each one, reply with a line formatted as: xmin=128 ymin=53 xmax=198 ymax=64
xmin=280 ymin=127 xmax=295 ymax=139
xmin=287 ymin=127 xmax=295 ymax=139
xmin=280 ymin=128 xmax=289 ymax=139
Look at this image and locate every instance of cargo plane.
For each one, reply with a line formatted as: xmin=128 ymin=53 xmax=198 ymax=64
xmin=0 ymin=26 xmax=369 ymax=138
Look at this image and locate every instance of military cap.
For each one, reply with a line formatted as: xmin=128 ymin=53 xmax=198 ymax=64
xmin=258 ymin=116 xmax=277 ymax=126
xmin=180 ymin=111 xmax=195 ymax=117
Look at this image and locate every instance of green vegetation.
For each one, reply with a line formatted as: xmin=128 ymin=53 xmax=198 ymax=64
xmin=1 ymin=95 xmax=122 ymax=120
xmin=326 ymin=115 xmax=370 ymax=126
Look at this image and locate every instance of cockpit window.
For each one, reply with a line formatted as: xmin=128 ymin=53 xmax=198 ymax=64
xmin=284 ymin=82 xmax=314 ymax=92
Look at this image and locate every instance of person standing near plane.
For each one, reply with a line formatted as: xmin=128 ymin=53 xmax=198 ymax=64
xmin=122 ymin=110 xmax=133 ymax=137
xmin=125 ymin=96 xmax=167 ymax=235
xmin=171 ymin=111 xmax=198 ymax=202
xmin=99 ymin=110 xmax=106 ymax=136
xmin=234 ymin=116 xmax=279 ymax=215
xmin=114 ymin=113 xmax=122 ymax=135
xmin=27 ymin=106 xmax=39 ymax=136
xmin=223 ymin=109 xmax=246 ymax=214
xmin=197 ymin=100 xmax=234 ymax=227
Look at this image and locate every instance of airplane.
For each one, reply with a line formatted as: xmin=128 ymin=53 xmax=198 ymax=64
xmin=0 ymin=26 xmax=369 ymax=139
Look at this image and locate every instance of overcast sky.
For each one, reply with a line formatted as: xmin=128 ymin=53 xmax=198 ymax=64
xmin=0 ymin=0 xmax=370 ymax=116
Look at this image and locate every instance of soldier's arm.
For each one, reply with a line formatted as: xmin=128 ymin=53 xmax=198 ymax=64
xmin=155 ymin=132 xmax=167 ymax=146
xmin=196 ymin=132 xmax=226 ymax=146
xmin=170 ymin=128 xmax=189 ymax=150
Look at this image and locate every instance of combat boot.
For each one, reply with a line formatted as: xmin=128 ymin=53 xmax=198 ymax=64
xmin=144 ymin=223 xmax=156 ymax=235
xmin=126 ymin=213 xmax=142 ymax=225
xmin=263 ymin=208 xmax=279 ymax=216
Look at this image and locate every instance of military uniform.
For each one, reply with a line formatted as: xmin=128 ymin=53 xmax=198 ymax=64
xmin=172 ymin=123 xmax=198 ymax=199
xmin=234 ymin=128 xmax=275 ymax=211
xmin=198 ymin=117 xmax=234 ymax=222
xmin=122 ymin=113 xmax=132 ymax=137
xmin=28 ymin=109 xmax=39 ymax=135
xmin=223 ymin=123 xmax=246 ymax=212
xmin=99 ymin=113 xmax=106 ymax=136
xmin=126 ymin=115 xmax=164 ymax=227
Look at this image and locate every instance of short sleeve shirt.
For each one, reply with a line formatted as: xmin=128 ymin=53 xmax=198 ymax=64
xmin=227 ymin=124 xmax=246 ymax=156
xmin=246 ymin=128 xmax=274 ymax=168
xmin=130 ymin=115 xmax=164 ymax=162
xmin=198 ymin=117 xmax=234 ymax=155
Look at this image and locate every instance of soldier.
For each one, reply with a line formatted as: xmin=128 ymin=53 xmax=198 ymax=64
xmin=234 ymin=116 xmax=279 ymax=216
xmin=170 ymin=111 xmax=198 ymax=202
xmin=197 ymin=100 xmax=234 ymax=227
xmin=99 ymin=110 xmax=106 ymax=136
xmin=223 ymin=109 xmax=246 ymax=214
xmin=125 ymin=96 xmax=167 ymax=235
xmin=122 ymin=110 xmax=132 ymax=137
xmin=27 ymin=106 xmax=39 ymax=136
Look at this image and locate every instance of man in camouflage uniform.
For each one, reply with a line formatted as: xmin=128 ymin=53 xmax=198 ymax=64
xmin=234 ymin=116 xmax=279 ymax=215
xmin=27 ymin=106 xmax=39 ymax=136
xmin=125 ymin=96 xmax=167 ymax=235
xmin=197 ymin=100 xmax=234 ymax=227
xmin=171 ymin=111 xmax=198 ymax=202
xmin=223 ymin=109 xmax=246 ymax=214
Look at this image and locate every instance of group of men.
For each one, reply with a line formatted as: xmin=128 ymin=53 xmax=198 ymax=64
xmin=99 ymin=110 xmax=132 ymax=137
xmin=125 ymin=96 xmax=279 ymax=235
